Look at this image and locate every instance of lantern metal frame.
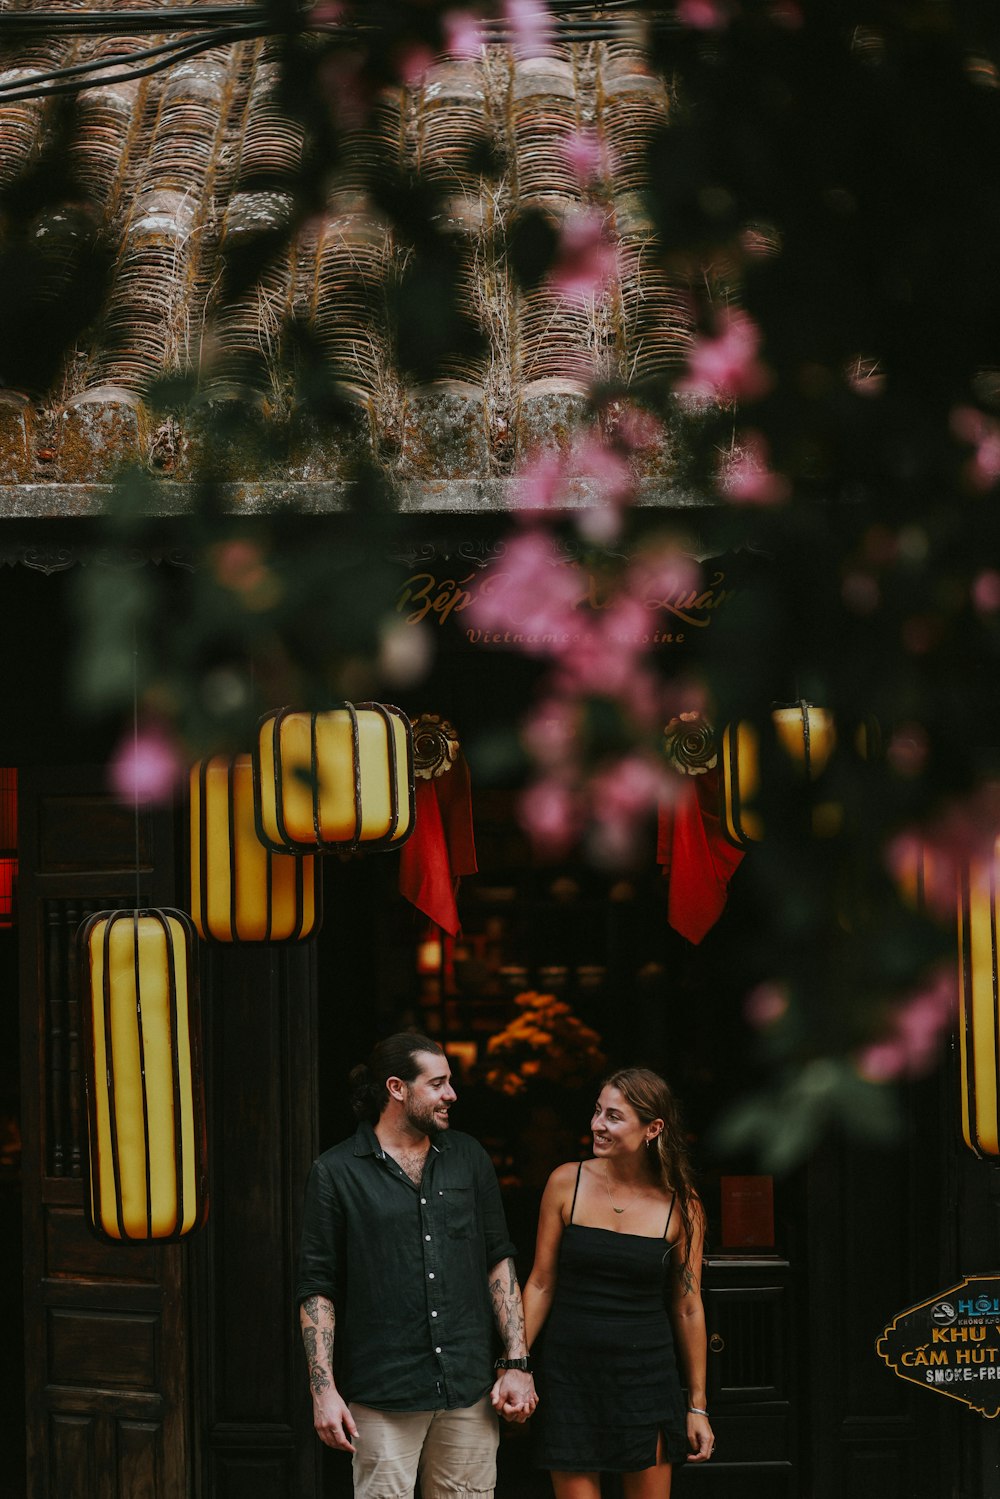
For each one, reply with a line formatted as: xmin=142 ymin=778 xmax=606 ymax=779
xmin=958 ymin=850 xmax=1000 ymax=1159
xmin=79 ymin=906 xmax=208 ymax=1244
xmin=253 ymin=702 xmax=415 ymax=856
xmin=190 ymin=754 xmax=322 ymax=944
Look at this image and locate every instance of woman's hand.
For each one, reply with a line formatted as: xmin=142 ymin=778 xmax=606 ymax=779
xmin=686 ymin=1410 xmax=714 ymax=1462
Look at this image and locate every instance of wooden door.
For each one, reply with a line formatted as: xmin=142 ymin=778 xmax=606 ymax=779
xmin=19 ymin=767 xmax=190 ymax=1499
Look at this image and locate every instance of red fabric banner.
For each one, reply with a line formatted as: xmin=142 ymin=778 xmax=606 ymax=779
xmin=399 ymin=756 xmax=477 ymax=937
xmin=657 ymin=769 xmax=744 ymax=944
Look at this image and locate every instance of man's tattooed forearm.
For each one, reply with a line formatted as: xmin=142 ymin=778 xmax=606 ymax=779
xmin=490 ymin=1257 xmax=526 ymax=1353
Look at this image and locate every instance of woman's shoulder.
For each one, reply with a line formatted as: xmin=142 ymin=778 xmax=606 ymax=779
xmin=543 ymin=1159 xmax=586 ymax=1198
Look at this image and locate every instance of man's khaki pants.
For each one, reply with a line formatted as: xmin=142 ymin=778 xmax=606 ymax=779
xmin=350 ymin=1396 xmax=499 ymax=1499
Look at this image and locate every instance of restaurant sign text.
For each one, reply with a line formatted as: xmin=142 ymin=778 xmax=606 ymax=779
xmin=877 ymin=1275 xmax=1000 ymax=1417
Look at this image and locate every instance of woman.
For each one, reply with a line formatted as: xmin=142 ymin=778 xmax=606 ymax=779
xmin=522 ymin=1067 xmax=714 ymax=1498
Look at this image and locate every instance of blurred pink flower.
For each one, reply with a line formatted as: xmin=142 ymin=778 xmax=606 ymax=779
xmin=318 ymin=48 xmax=370 ymax=130
xmin=676 ymin=0 xmax=730 ymax=28
xmin=743 ymin=982 xmax=789 ymax=1029
xmin=397 ymin=42 xmax=436 ymax=85
xmin=589 ymin=753 xmax=672 ymax=820
xmin=109 ymin=726 xmax=182 ymax=806
xmin=513 ymin=450 xmax=566 ymax=513
xmin=561 ymin=128 xmax=605 ymax=184
xmin=572 ymin=433 xmax=634 ymax=505
xmin=972 ymin=569 xmax=1000 ymax=614
xmin=467 ymin=530 xmax=583 ymax=649
xmin=443 ymin=9 xmax=484 ymax=56
xmin=626 ymin=549 xmax=702 ymax=610
xmin=610 ymin=404 xmax=664 ymax=454
xmin=856 ymin=969 xmax=956 ymax=1082
xmin=549 ymin=208 xmax=618 ymax=300
xmin=518 ymin=776 xmax=582 ymax=858
xmin=678 ymin=310 xmax=772 ymax=403
xmin=888 ymin=791 xmax=1000 ymax=919
xmin=505 ymin=0 xmax=552 ymax=52
xmin=952 ymin=405 xmax=1000 ymax=492
xmin=521 ymin=698 xmax=580 ymax=769
xmin=718 ymin=430 xmax=790 ymax=505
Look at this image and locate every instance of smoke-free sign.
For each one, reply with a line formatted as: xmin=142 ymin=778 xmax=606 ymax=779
xmin=877 ymin=1275 xmax=1000 ymax=1417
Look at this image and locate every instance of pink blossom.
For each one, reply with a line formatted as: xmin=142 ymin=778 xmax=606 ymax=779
xmin=561 ymin=129 xmax=605 ymax=185
xmin=571 ymin=433 xmax=634 ymax=506
xmin=443 ymin=9 xmax=484 ymax=56
xmin=549 ymin=209 xmax=618 ymax=300
xmin=466 ymin=530 xmax=583 ymax=649
xmin=972 ymin=569 xmax=1000 ymax=614
xmin=319 ymin=48 xmax=370 ymax=130
xmin=505 ymin=0 xmax=552 ymax=53
xmin=743 ymin=982 xmax=789 ymax=1029
xmin=718 ymin=430 xmax=789 ymax=505
xmin=517 ymin=776 xmax=582 ymax=857
xmin=856 ymin=969 xmax=956 ymax=1082
xmin=626 ymin=549 xmax=702 ymax=611
xmin=396 ymin=42 xmax=436 ymax=86
xmin=952 ymin=405 xmax=1000 ymax=492
xmin=888 ymin=791 xmax=1000 ymax=919
xmin=513 ymin=450 xmax=566 ymax=514
xmin=521 ymin=698 xmax=580 ymax=769
xmin=610 ymin=404 xmax=664 ymax=454
xmin=677 ymin=310 xmax=772 ymax=404
xmin=589 ymin=754 xmax=671 ymax=820
xmin=109 ymin=726 xmax=182 ymax=806
xmin=676 ymin=0 xmax=730 ymax=28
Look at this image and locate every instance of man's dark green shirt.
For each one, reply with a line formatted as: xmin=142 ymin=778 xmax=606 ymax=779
xmin=295 ymin=1121 xmax=517 ymax=1411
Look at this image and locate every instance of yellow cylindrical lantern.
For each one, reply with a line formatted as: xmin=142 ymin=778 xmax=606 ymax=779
xmin=80 ymin=908 xmax=208 ymax=1242
xmin=720 ymin=702 xmax=838 ymax=846
xmin=190 ymin=754 xmax=321 ymax=942
xmin=253 ymin=703 xmax=415 ymax=855
xmin=959 ymin=844 xmax=1000 ymax=1158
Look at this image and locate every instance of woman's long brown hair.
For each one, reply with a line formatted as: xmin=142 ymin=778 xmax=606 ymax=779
xmin=602 ymin=1066 xmax=702 ymax=1276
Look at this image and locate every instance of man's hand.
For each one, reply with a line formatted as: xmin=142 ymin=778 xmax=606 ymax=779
xmin=490 ymin=1368 xmax=538 ymax=1423
xmin=313 ymin=1387 xmax=359 ymax=1452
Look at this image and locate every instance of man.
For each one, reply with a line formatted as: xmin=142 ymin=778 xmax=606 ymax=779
xmin=296 ymin=1032 xmax=537 ymax=1499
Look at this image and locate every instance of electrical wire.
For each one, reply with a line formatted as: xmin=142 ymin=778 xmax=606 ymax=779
xmin=0 ymin=4 xmax=676 ymax=103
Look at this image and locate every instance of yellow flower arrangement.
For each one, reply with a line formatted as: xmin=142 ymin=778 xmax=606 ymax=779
xmin=484 ymin=990 xmax=606 ymax=1096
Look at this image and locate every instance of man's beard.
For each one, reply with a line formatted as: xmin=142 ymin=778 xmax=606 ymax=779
xmin=404 ymin=1097 xmax=451 ymax=1136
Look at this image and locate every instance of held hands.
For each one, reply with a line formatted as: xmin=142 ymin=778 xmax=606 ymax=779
xmin=313 ymin=1387 xmax=359 ymax=1452
xmin=686 ymin=1410 xmax=714 ymax=1462
xmin=490 ymin=1368 xmax=538 ymax=1423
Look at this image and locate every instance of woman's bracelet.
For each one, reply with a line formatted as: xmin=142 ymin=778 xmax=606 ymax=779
xmin=688 ymin=1406 xmax=709 ymax=1416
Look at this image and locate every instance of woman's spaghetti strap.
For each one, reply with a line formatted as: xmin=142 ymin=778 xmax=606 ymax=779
xmin=663 ymin=1192 xmax=677 ymax=1240
xmin=569 ymin=1162 xmax=584 ymax=1224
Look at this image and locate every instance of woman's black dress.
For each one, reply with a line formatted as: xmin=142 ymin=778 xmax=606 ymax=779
xmin=534 ymin=1165 xmax=688 ymax=1472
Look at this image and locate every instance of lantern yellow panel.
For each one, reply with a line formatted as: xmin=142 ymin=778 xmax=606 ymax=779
xmin=253 ymin=703 xmax=414 ymax=854
xmin=720 ymin=704 xmax=838 ymax=847
xmin=959 ymin=851 xmax=1000 ymax=1158
xmin=80 ymin=909 xmax=208 ymax=1242
xmin=190 ymin=755 xmax=321 ymax=942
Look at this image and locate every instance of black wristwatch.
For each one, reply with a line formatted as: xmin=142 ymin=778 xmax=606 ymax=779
xmin=495 ymin=1356 xmax=533 ymax=1372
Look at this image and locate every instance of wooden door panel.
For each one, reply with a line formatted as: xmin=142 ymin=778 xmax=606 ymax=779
xmin=20 ymin=768 xmax=189 ymax=1499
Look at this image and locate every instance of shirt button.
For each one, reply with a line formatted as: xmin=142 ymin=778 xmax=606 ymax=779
xmin=435 ymin=1346 xmax=442 ymax=1354
xmin=420 ymin=1198 xmax=427 ymax=1204
xmin=425 ymin=1234 xmax=431 ymax=1241
xmin=428 ymin=1273 xmax=435 ymax=1280
xmin=432 ymin=1311 xmax=438 ymax=1318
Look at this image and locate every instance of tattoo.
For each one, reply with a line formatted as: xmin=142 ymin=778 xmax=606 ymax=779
xmin=681 ymin=1264 xmax=696 ymax=1296
xmin=489 ymin=1256 xmax=526 ymax=1356
xmin=301 ymin=1294 xmax=336 ymax=1397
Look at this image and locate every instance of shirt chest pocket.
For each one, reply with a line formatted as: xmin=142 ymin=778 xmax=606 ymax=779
xmin=440 ymin=1186 xmax=475 ymax=1239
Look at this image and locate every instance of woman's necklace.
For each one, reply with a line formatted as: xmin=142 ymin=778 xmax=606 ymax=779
xmin=603 ymin=1164 xmax=641 ymax=1215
